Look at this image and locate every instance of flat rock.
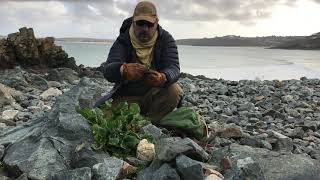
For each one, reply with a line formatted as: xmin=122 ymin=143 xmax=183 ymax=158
xmin=151 ymin=163 xmax=180 ymax=180
xmin=139 ymin=124 xmax=167 ymax=140
xmin=155 ymin=137 xmax=209 ymax=162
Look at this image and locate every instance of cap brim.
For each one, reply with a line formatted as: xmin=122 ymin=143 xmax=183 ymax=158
xmin=134 ymin=15 xmax=157 ymax=23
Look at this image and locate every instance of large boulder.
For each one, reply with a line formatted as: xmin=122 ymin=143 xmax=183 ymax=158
xmin=38 ymin=37 xmax=77 ymax=70
xmin=0 ymin=77 xmax=108 ymax=179
xmin=211 ymin=144 xmax=320 ymax=180
xmin=7 ymin=27 xmax=40 ymax=66
xmin=3 ymin=27 xmax=78 ymax=70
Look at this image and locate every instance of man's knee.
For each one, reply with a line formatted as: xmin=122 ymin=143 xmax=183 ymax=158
xmin=164 ymin=83 xmax=183 ymax=108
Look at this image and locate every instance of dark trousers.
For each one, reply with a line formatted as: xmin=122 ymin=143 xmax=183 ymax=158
xmin=112 ymin=83 xmax=183 ymax=124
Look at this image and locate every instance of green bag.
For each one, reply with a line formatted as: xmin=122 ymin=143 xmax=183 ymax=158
xmin=159 ymin=107 xmax=208 ymax=140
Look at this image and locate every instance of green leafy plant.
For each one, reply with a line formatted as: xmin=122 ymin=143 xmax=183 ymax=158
xmin=76 ymin=100 xmax=151 ymax=157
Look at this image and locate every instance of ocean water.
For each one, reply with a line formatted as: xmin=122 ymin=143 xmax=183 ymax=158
xmin=56 ymin=41 xmax=320 ymax=81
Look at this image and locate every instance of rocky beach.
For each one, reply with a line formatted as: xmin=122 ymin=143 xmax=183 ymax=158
xmin=1 ymin=28 xmax=320 ymax=180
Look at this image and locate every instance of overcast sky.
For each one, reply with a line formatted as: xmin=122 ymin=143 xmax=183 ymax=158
xmin=1 ymin=0 xmax=320 ymax=39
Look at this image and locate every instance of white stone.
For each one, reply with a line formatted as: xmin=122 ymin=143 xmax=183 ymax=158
xmin=1 ymin=110 xmax=19 ymax=120
xmin=0 ymin=83 xmax=18 ymax=106
xmin=40 ymin=87 xmax=62 ymax=100
xmin=136 ymin=139 xmax=155 ymax=161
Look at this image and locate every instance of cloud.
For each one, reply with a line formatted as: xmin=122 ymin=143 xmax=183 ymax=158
xmin=0 ymin=0 xmax=319 ymax=38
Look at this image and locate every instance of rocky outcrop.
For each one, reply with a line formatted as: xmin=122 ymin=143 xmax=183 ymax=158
xmin=0 ymin=77 xmax=108 ymax=179
xmin=0 ymin=39 xmax=16 ymax=69
xmin=0 ymin=27 xmax=78 ymax=70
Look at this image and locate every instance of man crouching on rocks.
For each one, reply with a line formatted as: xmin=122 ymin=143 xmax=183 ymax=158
xmin=95 ymin=1 xmax=183 ymax=124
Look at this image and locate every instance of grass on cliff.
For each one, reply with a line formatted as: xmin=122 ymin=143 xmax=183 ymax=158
xmin=76 ymin=100 xmax=153 ymax=158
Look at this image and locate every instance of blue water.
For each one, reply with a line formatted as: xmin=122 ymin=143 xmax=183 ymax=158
xmin=56 ymin=41 xmax=320 ymax=80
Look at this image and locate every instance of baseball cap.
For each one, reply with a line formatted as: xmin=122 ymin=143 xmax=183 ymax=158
xmin=133 ymin=1 xmax=158 ymax=23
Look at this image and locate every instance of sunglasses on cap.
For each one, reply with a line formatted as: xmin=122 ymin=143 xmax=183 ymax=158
xmin=135 ymin=20 xmax=155 ymax=28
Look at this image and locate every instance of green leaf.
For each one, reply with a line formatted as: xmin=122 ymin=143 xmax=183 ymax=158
xmin=129 ymin=103 xmax=140 ymax=115
xmin=77 ymin=99 xmax=151 ymax=158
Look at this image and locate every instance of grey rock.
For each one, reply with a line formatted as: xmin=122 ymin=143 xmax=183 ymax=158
xmin=0 ymin=67 xmax=29 ymax=92
xmin=136 ymin=159 xmax=163 ymax=180
xmin=125 ymin=157 xmax=149 ymax=167
xmin=237 ymin=102 xmax=255 ymax=111
xmin=49 ymin=167 xmax=91 ymax=180
xmin=48 ymin=81 xmax=62 ymax=89
xmin=140 ymin=124 xmax=167 ymax=140
xmin=47 ymin=68 xmax=79 ymax=84
xmin=71 ymin=145 xmax=109 ymax=169
xmin=155 ymin=137 xmax=209 ymax=162
xmin=16 ymin=173 xmax=28 ymax=180
xmin=240 ymin=136 xmax=265 ymax=148
xmin=28 ymin=74 xmax=48 ymax=91
xmin=303 ymin=120 xmax=320 ymax=131
xmin=0 ymin=77 xmax=108 ymax=179
xmin=217 ymin=85 xmax=228 ymax=95
xmin=263 ymin=109 xmax=286 ymax=120
xmin=226 ymin=144 xmax=320 ymax=180
xmin=176 ymin=154 xmax=205 ymax=180
xmin=151 ymin=163 xmax=180 ymax=180
xmin=287 ymin=127 xmax=304 ymax=139
xmin=92 ymin=157 xmax=123 ymax=180
xmin=267 ymin=130 xmax=293 ymax=152
xmin=155 ymin=137 xmax=193 ymax=162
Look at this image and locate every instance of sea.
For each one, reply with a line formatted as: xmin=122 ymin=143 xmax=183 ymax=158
xmin=56 ymin=41 xmax=320 ymax=81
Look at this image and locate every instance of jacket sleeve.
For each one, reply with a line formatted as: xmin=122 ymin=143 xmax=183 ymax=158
xmin=160 ymin=32 xmax=180 ymax=87
xmin=102 ymin=38 xmax=126 ymax=83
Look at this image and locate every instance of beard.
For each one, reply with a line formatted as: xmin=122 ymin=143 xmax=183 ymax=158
xmin=138 ymin=31 xmax=152 ymax=42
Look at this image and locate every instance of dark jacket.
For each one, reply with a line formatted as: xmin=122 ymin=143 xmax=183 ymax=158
xmin=94 ymin=17 xmax=180 ymax=108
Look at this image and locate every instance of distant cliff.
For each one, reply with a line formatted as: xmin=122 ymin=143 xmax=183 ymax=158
xmin=176 ymin=35 xmax=304 ymax=47
xmin=271 ymin=32 xmax=320 ymax=50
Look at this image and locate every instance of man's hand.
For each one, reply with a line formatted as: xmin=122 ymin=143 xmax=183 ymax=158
xmin=144 ymin=70 xmax=167 ymax=87
xmin=121 ymin=63 xmax=146 ymax=81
